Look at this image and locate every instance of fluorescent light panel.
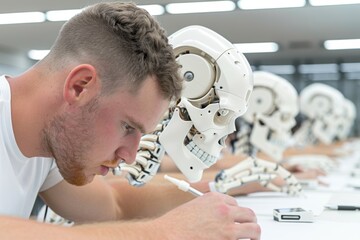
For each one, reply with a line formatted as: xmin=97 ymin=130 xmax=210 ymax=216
xmin=298 ymin=63 xmax=338 ymax=74
xmin=259 ymin=65 xmax=295 ymax=74
xmin=234 ymin=42 xmax=279 ymax=53
xmin=46 ymin=9 xmax=82 ymax=22
xmin=324 ymin=39 xmax=360 ymax=50
xmin=0 ymin=12 xmax=45 ymax=25
xmin=309 ymin=0 xmax=360 ymax=6
xmin=139 ymin=4 xmax=165 ymax=16
xmin=309 ymin=73 xmax=339 ymax=81
xmin=166 ymin=1 xmax=235 ymax=14
xmin=28 ymin=50 xmax=50 ymax=61
xmin=238 ymin=0 xmax=306 ymax=10
xmin=341 ymin=63 xmax=360 ymax=72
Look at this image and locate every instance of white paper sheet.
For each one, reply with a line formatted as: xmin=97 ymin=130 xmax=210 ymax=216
xmin=236 ymin=191 xmax=331 ymax=216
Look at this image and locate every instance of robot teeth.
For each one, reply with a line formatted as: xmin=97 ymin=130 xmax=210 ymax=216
xmin=186 ymin=141 xmax=217 ymax=166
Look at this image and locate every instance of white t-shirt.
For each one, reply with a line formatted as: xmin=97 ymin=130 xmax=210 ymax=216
xmin=0 ymin=75 xmax=63 ymax=218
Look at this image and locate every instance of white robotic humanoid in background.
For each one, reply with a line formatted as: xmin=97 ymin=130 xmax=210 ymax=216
xmin=214 ymin=71 xmax=302 ymax=195
xmin=286 ymin=83 xmax=345 ymax=173
xmin=294 ymin=83 xmax=345 ymax=146
xmin=116 ymin=25 xmax=253 ymax=185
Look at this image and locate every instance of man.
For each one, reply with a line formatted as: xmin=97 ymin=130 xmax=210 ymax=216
xmin=0 ymin=2 xmax=260 ymax=239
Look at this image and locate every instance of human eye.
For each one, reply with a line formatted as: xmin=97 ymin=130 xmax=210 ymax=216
xmin=121 ymin=122 xmax=135 ymax=135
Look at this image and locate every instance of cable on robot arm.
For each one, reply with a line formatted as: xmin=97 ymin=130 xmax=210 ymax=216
xmin=214 ymin=156 xmax=302 ymax=196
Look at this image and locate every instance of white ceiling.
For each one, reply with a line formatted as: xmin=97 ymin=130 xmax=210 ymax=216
xmin=1 ymin=0 xmax=360 ymax=66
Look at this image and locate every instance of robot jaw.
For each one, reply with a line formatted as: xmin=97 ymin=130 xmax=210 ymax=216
xmin=250 ymin=116 xmax=291 ymax=162
xmin=160 ymin=97 xmax=239 ymax=182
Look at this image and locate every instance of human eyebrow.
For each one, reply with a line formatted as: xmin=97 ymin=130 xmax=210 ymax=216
xmin=126 ymin=117 xmax=146 ymax=134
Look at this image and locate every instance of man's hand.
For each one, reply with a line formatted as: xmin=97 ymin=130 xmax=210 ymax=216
xmin=154 ymin=192 xmax=261 ymax=240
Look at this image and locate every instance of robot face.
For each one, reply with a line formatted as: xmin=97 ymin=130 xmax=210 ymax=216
xmin=159 ymin=26 xmax=253 ymax=182
xmin=243 ymin=71 xmax=299 ymax=162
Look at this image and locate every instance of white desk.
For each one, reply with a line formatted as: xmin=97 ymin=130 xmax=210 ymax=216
xmin=236 ymin=152 xmax=360 ymax=240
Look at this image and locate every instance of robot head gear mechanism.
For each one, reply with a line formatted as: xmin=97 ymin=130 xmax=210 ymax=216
xmin=159 ymin=25 xmax=253 ymax=182
xmin=299 ymin=83 xmax=344 ymax=144
xmin=242 ymin=71 xmax=299 ymax=162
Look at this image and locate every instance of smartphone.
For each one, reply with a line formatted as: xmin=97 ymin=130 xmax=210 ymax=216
xmin=273 ymin=207 xmax=314 ymax=222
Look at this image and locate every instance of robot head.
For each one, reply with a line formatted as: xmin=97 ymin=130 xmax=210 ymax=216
xmin=242 ymin=71 xmax=299 ymax=162
xmin=159 ymin=25 xmax=253 ymax=182
xmin=299 ymin=83 xmax=344 ymax=144
xmin=336 ymin=98 xmax=356 ymax=140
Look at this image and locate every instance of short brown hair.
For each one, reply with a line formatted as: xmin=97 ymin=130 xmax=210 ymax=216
xmin=46 ymin=1 xmax=182 ymax=100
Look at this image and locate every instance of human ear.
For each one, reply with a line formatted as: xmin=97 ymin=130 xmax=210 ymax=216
xmin=63 ymin=64 xmax=101 ymax=105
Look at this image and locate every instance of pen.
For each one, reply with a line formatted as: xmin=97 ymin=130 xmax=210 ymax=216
xmin=164 ymin=174 xmax=204 ymax=197
xmin=325 ymin=205 xmax=360 ymax=211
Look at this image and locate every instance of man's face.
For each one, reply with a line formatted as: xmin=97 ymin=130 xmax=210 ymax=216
xmin=42 ymin=76 xmax=169 ymax=186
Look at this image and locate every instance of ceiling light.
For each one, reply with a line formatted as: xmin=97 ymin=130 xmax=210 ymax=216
xmin=324 ymin=39 xmax=360 ymax=50
xmin=341 ymin=63 xmax=360 ymax=72
xmin=259 ymin=65 xmax=296 ymax=74
xmin=46 ymin=9 xmax=82 ymax=22
xmin=308 ymin=73 xmax=339 ymax=81
xmin=166 ymin=1 xmax=236 ymax=14
xmin=238 ymin=0 xmax=306 ymax=10
xmin=309 ymin=0 xmax=360 ymax=6
xmin=139 ymin=4 xmax=165 ymax=15
xmin=28 ymin=50 xmax=50 ymax=61
xmin=0 ymin=12 xmax=45 ymax=25
xmin=234 ymin=42 xmax=279 ymax=53
xmin=298 ymin=63 xmax=338 ymax=74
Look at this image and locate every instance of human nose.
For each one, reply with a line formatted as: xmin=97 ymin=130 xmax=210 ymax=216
xmin=116 ymin=131 xmax=142 ymax=164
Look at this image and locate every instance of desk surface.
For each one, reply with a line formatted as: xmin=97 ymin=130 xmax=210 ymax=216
xmin=236 ymin=147 xmax=360 ymax=240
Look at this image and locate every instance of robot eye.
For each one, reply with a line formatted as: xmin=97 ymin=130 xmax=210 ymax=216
xmin=217 ymin=109 xmax=229 ymax=116
xmin=214 ymin=109 xmax=234 ymax=126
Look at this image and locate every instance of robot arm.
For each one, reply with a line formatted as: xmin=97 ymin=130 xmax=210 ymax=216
xmin=115 ymin=25 xmax=253 ymax=185
xmin=214 ymin=156 xmax=302 ymax=195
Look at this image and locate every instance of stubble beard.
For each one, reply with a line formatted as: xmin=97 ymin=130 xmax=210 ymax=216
xmin=41 ymin=99 xmax=99 ymax=186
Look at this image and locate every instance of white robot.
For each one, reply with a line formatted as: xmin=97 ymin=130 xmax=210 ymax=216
xmin=286 ymin=83 xmax=345 ymax=173
xmin=294 ymin=83 xmax=345 ymax=146
xmin=214 ymin=71 xmax=302 ymax=195
xmin=115 ymin=25 xmax=253 ymax=185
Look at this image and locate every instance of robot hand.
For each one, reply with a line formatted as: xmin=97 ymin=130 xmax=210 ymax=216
xmin=116 ymin=25 xmax=253 ymax=184
xmin=214 ymin=157 xmax=302 ymax=196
